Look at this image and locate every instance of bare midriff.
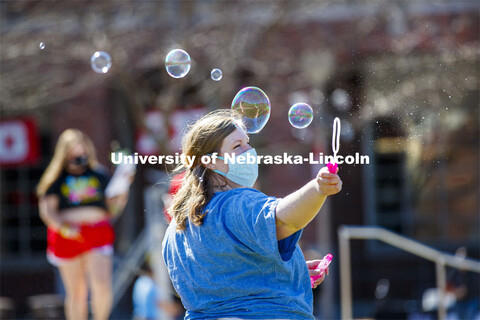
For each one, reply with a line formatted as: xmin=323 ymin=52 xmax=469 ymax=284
xmin=61 ymin=206 xmax=109 ymax=225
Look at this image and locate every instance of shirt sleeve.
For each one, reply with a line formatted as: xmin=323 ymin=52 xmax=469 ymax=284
xmin=277 ymin=228 xmax=303 ymax=261
xmin=221 ymin=189 xmax=302 ymax=261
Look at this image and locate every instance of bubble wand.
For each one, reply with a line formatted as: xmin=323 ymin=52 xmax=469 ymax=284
xmin=309 ymin=118 xmax=339 ymax=288
xmin=326 ymin=117 xmax=341 ymax=174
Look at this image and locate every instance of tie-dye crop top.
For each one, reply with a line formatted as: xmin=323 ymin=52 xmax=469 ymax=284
xmin=45 ymin=168 xmax=110 ymax=211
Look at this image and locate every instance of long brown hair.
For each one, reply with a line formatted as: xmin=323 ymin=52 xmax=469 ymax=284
xmin=36 ymin=129 xmax=99 ymax=197
xmin=169 ymin=109 xmax=241 ymax=230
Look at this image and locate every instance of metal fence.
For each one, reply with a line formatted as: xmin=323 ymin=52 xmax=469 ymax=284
xmin=338 ymin=225 xmax=480 ymax=320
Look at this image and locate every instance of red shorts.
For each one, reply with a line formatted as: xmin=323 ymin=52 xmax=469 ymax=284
xmin=47 ymin=220 xmax=115 ymax=261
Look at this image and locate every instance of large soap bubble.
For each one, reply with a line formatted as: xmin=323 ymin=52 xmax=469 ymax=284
xmin=231 ymin=87 xmax=271 ymax=134
xmin=165 ymin=49 xmax=191 ymax=79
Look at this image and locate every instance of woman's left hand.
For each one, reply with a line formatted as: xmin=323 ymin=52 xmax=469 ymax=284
xmin=106 ymin=192 xmax=129 ymax=217
xmin=306 ymin=260 xmax=329 ymax=289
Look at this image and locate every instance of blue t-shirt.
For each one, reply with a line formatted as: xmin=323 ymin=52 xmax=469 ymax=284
xmin=162 ymin=188 xmax=314 ymax=320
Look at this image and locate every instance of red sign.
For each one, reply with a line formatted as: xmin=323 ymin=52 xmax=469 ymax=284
xmin=0 ymin=118 xmax=40 ymax=167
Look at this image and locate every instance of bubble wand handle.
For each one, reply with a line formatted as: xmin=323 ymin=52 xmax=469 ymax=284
xmin=327 ymin=117 xmax=341 ymax=173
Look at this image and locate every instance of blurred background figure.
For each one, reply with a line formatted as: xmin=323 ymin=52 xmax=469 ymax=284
xmin=36 ymin=129 xmax=132 ymax=320
xmin=446 ymin=247 xmax=480 ymax=319
xmin=132 ymin=257 xmax=183 ymax=320
xmin=162 ymin=172 xmax=185 ymax=223
xmin=414 ymin=247 xmax=480 ymax=320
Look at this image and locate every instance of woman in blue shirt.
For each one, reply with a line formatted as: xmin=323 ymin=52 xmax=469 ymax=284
xmin=162 ymin=109 xmax=342 ymax=319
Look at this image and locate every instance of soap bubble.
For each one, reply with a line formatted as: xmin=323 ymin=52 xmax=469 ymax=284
xmin=90 ymin=51 xmax=112 ymax=74
xmin=165 ymin=49 xmax=191 ymax=78
xmin=231 ymin=87 xmax=271 ymax=134
xmin=288 ymin=103 xmax=313 ymax=129
xmin=39 ymin=42 xmax=45 ymax=50
xmin=211 ymin=68 xmax=222 ymax=81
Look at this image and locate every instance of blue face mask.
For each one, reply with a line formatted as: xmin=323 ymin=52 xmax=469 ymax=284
xmin=213 ymin=148 xmax=258 ymax=188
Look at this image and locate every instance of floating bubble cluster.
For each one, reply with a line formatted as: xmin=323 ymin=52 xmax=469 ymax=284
xmin=165 ymin=49 xmax=191 ymax=78
xmin=231 ymin=87 xmax=271 ymax=134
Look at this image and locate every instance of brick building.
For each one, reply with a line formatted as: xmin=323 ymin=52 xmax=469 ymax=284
xmin=1 ymin=1 xmax=478 ymax=318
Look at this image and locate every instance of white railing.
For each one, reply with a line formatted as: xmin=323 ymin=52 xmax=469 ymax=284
xmin=338 ymin=225 xmax=480 ymax=320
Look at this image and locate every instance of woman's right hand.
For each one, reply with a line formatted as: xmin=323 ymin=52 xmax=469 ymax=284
xmin=315 ymin=167 xmax=342 ymax=196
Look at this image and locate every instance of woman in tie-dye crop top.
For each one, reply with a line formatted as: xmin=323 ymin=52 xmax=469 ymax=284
xmin=37 ymin=129 xmax=133 ymax=320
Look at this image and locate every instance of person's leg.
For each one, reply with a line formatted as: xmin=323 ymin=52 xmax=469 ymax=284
xmin=57 ymin=256 xmax=88 ymax=320
xmin=85 ymin=248 xmax=113 ymax=320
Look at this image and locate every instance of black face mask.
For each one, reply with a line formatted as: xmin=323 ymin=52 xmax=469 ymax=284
xmin=70 ymin=156 xmax=89 ymax=166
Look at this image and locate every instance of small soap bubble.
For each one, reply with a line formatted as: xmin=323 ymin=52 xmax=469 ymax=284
xmin=90 ymin=51 xmax=112 ymax=74
xmin=211 ymin=68 xmax=223 ymax=81
xmin=288 ymin=103 xmax=313 ymax=129
xmin=231 ymin=87 xmax=271 ymax=134
xmin=165 ymin=49 xmax=191 ymax=78
xmin=39 ymin=42 xmax=45 ymax=50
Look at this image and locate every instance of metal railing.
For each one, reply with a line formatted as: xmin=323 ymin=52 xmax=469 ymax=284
xmin=338 ymin=225 xmax=480 ymax=320
xmin=111 ymin=181 xmax=172 ymax=314
xmin=112 ymin=227 xmax=149 ymax=309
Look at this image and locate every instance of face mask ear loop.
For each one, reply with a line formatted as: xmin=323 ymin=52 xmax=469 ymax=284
xmin=332 ymin=117 xmax=341 ymax=162
xmin=198 ymin=166 xmax=208 ymax=183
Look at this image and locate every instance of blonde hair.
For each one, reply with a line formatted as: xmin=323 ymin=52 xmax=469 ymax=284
xmin=36 ymin=129 xmax=99 ymax=196
xmin=169 ymin=109 xmax=242 ymax=230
